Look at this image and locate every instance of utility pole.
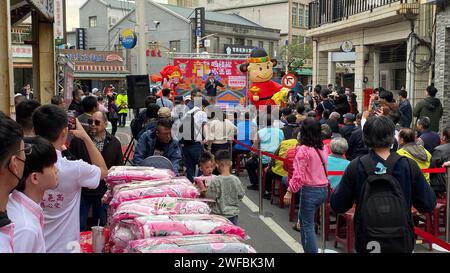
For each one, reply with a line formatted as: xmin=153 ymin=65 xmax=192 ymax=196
xmin=136 ymin=0 xmax=147 ymax=74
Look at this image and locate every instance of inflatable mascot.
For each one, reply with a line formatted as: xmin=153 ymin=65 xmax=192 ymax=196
xmin=240 ymin=48 xmax=289 ymax=109
xmin=151 ymin=65 xmax=184 ymax=99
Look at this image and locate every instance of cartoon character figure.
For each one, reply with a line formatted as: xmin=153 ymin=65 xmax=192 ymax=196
xmin=240 ymin=48 xmax=289 ymax=109
xmin=151 ymin=65 xmax=184 ymax=99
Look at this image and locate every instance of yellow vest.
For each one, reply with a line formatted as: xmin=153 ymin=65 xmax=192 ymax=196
xmin=397 ymin=147 xmax=431 ymax=182
xmin=272 ymin=139 xmax=298 ymax=177
xmin=116 ymin=94 xmax=129 ymax=114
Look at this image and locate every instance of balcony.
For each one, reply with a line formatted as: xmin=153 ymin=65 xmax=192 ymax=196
xmin=308 ymin=0 xmax=420 ymax=36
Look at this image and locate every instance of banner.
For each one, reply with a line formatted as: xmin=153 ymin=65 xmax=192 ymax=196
xmin=173 ymin=58 xmax=248 ymax=106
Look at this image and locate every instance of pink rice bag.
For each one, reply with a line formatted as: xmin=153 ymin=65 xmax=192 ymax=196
xmin=110 ymin=181 xmax=199 ymax=209
xmin=127 ymin=234 xmax=256 ymax=253
xmin=106 ymin=166 xmax=176 ymax=186
xmin=112 ymin=197 xmax=211 ymax=223
xmin=194 ymin=175 xmax=216 ymax=191
xmin=131 ymin=214 xmax=246 ymax=239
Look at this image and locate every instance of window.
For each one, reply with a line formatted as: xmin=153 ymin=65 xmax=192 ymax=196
xmin=170 ymin=40 xmax=181 ymax=52
xmin=258 ymin=41 xmax=264 ymax=48
xmin=89 ymin=16 xmax=97 ymax=28
xmin=247 ymin=40 xmax=253 ymax=46
xmin=269 ymin=42 xmax=274 ymax=57
xmin=305 ymin=6 xmax=309 ymax=28
xmin=214 ymin=37 xmax=220 ymax=53
xmin=235 ymin=38 xmax=245 ymax=45
xmin=298 ymin=5 xmax=304 ymax=28
xmin=227 ymin=38 xmax=233 ymax=44
xmin=292 ymin=3 xmax=298 ymax=27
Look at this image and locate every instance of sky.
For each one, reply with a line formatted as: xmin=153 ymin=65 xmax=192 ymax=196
xmin=66 ymin=0 xmax=168 ymax=31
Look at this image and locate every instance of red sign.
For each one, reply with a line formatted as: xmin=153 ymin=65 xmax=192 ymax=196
xmin=282 ymin=73 xmax=298 ymax=89
xmin=173 ymin=58 xmax=248 ymax=106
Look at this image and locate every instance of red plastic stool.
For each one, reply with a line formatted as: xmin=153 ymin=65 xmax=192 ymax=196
xmin=234 ymin=153 xmax=243 ymax=176
xmin=271 ymin=177 xmax=286 ymax=208
xmin=412 ymin=208 xmax=434 ymax=251
xmin=334 ymin=208 xmax=355 ymax=253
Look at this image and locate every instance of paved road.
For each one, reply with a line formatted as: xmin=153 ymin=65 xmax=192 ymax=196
xmin=109 ymin=121 xmax=446 ymax=254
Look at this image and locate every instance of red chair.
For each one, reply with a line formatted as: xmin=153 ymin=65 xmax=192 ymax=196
xmin=412 ymin=207 xmax=434 ymax=251
xmin=334 ymin=207 xmax=355 ymax=253
xmin=271 ymin=177 xmax=286 ymax=208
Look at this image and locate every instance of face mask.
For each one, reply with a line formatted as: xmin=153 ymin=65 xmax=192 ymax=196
xmin=8 ymin=161 xmax=27 ymax=193
xmin=81 ymin=96 xmax=86 ymax=101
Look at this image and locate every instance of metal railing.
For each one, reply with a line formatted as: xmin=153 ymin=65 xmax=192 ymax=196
xmin=309 ymin=0 xmax=416 ymax=29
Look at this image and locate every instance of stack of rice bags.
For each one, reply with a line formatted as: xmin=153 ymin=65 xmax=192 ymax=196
xmin=105 ymin=166 xmax=255 ymax=253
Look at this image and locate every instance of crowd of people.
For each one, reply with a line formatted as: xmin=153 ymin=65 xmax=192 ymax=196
xmin=0 ymin=81 xmax=449 ymax=253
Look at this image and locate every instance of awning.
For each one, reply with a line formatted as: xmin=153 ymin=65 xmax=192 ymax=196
xmin=295 ymin=68 xmax=313 ymax=76
xmin=74 ymin=72 xmax=129 ymax=80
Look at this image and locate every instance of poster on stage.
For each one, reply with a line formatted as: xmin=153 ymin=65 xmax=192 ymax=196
xmin=173 ymin=58 xmax=248 ymax=107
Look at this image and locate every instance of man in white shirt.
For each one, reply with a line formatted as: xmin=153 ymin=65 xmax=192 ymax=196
xmin=8 ymin=137 xmax=58 ymax=253
xmin=33 ymin=105 xmax=108 ymax=253
xmin=0 ymin=114 xmax=26 ymax=253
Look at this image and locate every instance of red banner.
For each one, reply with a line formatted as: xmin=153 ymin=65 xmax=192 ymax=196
xmin=173 ymin=58 xmax=248 ymax=106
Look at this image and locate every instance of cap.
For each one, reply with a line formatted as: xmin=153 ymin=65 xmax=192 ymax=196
xmin=92 ymin=88 xmax=99 ymax=93
xmin=174 ymin=95 xmax=183 ymax=103
xmin=184 ymin=95 xmax=192 ymax=101
xmin=343 ymin=113 xmax=356 ymax=121
xmin=158 ymin=107 xmax=172 ymax=118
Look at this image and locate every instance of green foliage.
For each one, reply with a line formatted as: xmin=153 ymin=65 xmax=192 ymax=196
xmin=280 ymin=36 xmax=313 ymax=72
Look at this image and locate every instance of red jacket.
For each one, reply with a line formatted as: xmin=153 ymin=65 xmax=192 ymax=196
xmin=283 ymin=146 xmax=298 ymax=181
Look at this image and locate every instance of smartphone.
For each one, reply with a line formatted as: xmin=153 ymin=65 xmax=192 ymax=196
xmin=67 ymin=110 xmax=76 ymax=130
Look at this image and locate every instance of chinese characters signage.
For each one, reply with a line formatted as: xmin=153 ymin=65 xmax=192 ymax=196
xmin=60 ymin=49 xmax=125 ymax=73
xmin=224 ymin=44 xmax=255 ymax=55
xmin=194 ymin=7 xmax=205 ymax=48
xmin=173 ymin=58 xmax=248 ymax=106
xmin=54 ymin=0 xmax=65 ymax=41
xmin=12 ymin=45 xmax=32 ymax=58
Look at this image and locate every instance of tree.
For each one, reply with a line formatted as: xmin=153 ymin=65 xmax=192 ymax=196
xmin=280 ymin=36 xmax=313 ymax=73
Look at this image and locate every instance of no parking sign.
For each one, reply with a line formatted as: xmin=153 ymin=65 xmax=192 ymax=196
xmin=282 ymin=73 xmax=298 ymax=89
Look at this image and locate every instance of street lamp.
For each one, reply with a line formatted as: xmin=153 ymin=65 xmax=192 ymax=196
xmin=196 ymin=33 xmax=218 ymax=55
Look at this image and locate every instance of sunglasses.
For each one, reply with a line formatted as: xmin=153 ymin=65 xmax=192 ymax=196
xmin=87 ymin=119 xmax=102 ymax=126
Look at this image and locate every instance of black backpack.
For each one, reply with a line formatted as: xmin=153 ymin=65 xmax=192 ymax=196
xmin=349 ymin=153 xmax=415 ymax=253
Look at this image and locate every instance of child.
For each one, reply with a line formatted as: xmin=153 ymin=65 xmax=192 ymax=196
xmin=205 ymin=150 xmax=245 ymax=225
xmin=7 ymin=137 xmax=58 ymax=253
xmin=195 ymin=152 xmax=216 ymax=195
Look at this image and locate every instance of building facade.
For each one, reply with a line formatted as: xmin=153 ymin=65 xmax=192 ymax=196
xmin=168 ymin=0 xmax=199 ymax=7
xmin=108 ymin=1 xmax=280 ymax=75
xmin=79 ymin=0 xmax=135 ymax=51
xmin=307 ymin=0 xmax=434 ymax=112
xmin=434 ymin=1 xmax=450 ymax=131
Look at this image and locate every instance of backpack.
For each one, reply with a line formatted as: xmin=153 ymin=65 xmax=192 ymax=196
xmin=178 ymin=109 xmax=200 ymax=145
xmin=348 ymin=153 xmax=415 ymax=253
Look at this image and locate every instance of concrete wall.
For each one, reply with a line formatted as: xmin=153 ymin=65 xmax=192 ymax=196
xmin=80 ymin=0 xmax=109 ymax=50
xmin=213 ymin=3 xmax=289 ymax=35
xmin=435 ymin=6 xmax=450 ymax=131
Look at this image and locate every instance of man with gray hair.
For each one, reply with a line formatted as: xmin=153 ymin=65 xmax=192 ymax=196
xmin=327 ymin=137 xmax=350 ymax=189
xmin=69 ymin=111 xmax=123 ymax=231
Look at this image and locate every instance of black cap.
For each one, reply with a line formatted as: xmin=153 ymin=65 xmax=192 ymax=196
xmin=250 ymin=47 xmax=269 ymax=58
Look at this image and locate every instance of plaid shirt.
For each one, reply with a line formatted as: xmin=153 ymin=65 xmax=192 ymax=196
xmin=93 ymin=131 xmax=107 ymax=152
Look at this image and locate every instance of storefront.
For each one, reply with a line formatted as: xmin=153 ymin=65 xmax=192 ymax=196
xmin=60 ymin=49 xmax=129 ymax=94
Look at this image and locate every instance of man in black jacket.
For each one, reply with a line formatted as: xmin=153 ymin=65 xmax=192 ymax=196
xmin=68 ymin=89 xmax=85 ymax=116
xmin=70 ymin=111 xmax=123 ymax=231
xmin=430 ymin=127 xmax=450 ymax=194
xmin=205 ymin=73 xmax=224 ymax=101
xmin=339 ymin=113 xmax=357 ymax=142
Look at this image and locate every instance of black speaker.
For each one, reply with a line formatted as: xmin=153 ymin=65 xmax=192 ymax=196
xmin=126 ymin=75 xmax=150 ymax=109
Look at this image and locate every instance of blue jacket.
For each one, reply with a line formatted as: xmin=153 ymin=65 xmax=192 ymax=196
xmin=399 ymin=99 xmax=412 ymax=128
xmin=133 ymin=130 xmax=182 ymax=175
xmin=331 ymin=150 xmax=436 ymax=215
xmin=419 ymin=130 xmax=441 ymax=154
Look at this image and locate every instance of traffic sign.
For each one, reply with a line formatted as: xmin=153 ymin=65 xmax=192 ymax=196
xmin=282 ymin=73 xmax=298 ymax=89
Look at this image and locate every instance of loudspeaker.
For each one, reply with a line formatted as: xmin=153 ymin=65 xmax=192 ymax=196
xmin=126 ymin=75 xmax=150 ymax=109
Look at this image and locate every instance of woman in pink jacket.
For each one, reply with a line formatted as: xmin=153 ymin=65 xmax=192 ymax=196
xmin=283 ymin=118 xmax=329 ymax=253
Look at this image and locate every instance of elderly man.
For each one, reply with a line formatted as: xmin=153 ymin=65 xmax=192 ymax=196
xmin=70 ymin=111 xmax=123 ymax=231
xmin=327 ymin=137 xmax=350 ymax=189
xmin=133 ymin=118 xmax=182 ymax=174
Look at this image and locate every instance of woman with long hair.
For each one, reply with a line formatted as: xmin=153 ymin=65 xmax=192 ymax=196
xmin=107 ymin=94 xmax=119 ymax=135
xmin=283 ymin=118 xmax=329 ymax=253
